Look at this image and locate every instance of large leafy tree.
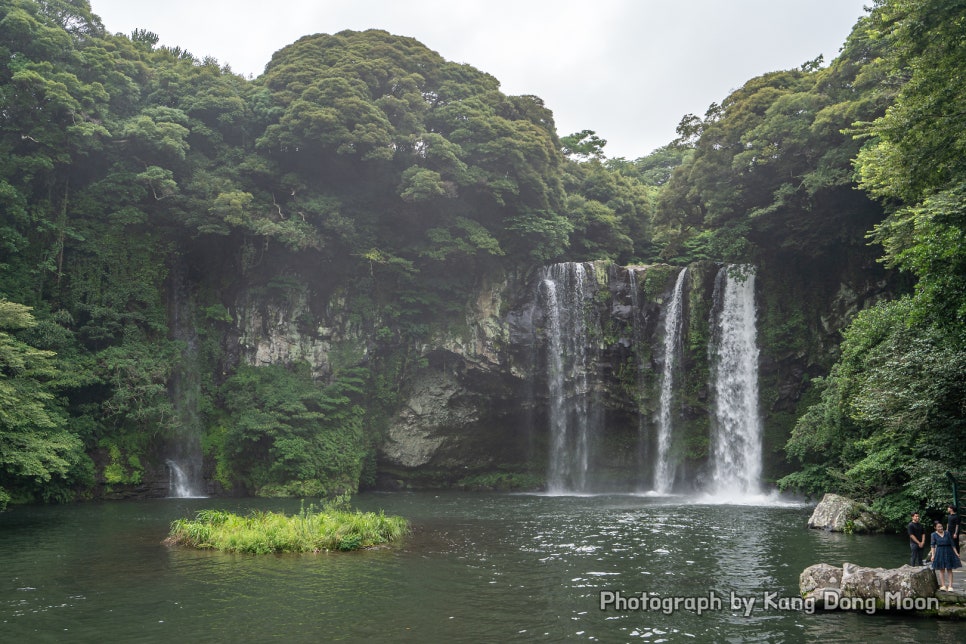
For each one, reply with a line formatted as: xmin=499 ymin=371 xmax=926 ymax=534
xmin=253 ymin=29 xmax=571 ymax=267
xmin=854 ymin=0 xmax=966 ymax=335
xmin=0 ymin=300 xmax=86 ymax=508
xmin=651 ymin=10 xmax=896 ymax=265
xmin=559 ymin=142 xmax=653 ymax=263
xmin=781 ymin=0 xmax=966 ymax=520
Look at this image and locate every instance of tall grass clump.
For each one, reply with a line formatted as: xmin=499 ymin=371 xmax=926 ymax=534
xmin=165 ymin=495 xmax=408 ymax=554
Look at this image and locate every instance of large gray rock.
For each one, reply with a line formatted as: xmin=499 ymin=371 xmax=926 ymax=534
xmin=840 ymin=562 xmax=938 ymax=600
xmin=801 ymin=562 xmax=938 ymax=609
xmin=380 ymin=370 xmax=478 ymax=468
xmin=800 ymin=563 xmax=842 ymax=595
xmin=806 ymin=493 xmax=886 ymax=533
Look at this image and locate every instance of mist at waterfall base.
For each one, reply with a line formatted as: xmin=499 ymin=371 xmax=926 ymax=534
xmin=539 ymin=263 xmax=772 ymax=504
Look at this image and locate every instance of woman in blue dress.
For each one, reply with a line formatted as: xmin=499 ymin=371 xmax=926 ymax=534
xmin=928 ymin=520 xmax=962 ymax=591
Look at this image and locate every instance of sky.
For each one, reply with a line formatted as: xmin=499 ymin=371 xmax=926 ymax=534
xmin=87 ymin=1 xmax=872 ymax=160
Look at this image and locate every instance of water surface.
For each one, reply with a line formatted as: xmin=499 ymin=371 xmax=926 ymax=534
xmin=0 ymin=492 xmax=960 ymax=642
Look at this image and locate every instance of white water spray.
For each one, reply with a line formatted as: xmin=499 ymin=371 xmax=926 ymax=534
xmin=709 ymin=265 xmax=762 ymax=498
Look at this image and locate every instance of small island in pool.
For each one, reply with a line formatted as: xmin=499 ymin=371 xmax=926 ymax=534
xmin=164 ymin=498 xmax=408 ymax=554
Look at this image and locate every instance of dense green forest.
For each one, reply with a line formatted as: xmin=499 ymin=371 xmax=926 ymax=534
xmin=0 ymin=0 xmax=962 ymax=520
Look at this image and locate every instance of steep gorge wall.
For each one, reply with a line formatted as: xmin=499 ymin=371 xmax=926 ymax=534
xmin=205 ymin=250 xmax=893 ymax=492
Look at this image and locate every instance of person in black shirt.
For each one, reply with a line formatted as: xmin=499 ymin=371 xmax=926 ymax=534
xmin=948 ymin=505 xmax=961 ymax=557
xmin=908 ymin=511 xmax=926 ymax=566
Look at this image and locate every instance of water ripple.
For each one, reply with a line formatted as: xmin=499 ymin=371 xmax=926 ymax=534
xmin=0 ymin=492 xmax=940 ymax=642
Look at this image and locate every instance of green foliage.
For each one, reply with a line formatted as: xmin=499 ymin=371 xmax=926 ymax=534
xmin=607 ymin=143 xmax=692 ymax=188
xmin=561 ymin=129 xmax=607 ymax=161
xmin=777 ymin=0 xmax=966 ymax=512
xmin=213 ymin=363 xmax=367 ymax=495
xmin=561 ymin=159 xmax=651 ymax=262
xmin=101 ymin=441 xmax=142 ymax=485
xmin=253 ymin=29 xmax=572 ymax=274
xmin=166 ymin=501 xmax=408 ymax=553
xmin=0 ymin=299 xmax=87 ymax=504
xmin=96 ymin=337 xmax=179 ymax=433
xmin=851 ymin=0 xmax=966 ymax=338
xmin=651 ymin=12 xmax=894 ymax=266
xmin=868 ymin=492 xmax=922 ymax=532
xmin=780 ymin=298 xmax=966 ymax=504
xmin=504 ymin=209 xmax=573 ymax=262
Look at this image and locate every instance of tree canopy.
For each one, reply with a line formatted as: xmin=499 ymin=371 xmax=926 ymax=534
xmin=775 ymin=0 xmax=966 ymax=520
xmin=0 ymin=0 xmax=962 ymax=515
xmin=0 ymin=0 xmax=656 ymax=502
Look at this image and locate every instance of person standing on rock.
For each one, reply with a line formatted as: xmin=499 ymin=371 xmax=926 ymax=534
xmin=928 ymin=520 xmax=961 ymax=591
xmin=908 ymin=512 xmax=926 ymax=566
xmin=947 ymin=505 xmax=961 ymax=557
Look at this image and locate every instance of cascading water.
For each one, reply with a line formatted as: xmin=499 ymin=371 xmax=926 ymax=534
xmin=532 ymin=261 xmax=767 ymax=500
xmin=541 ymin=262 xmax=601 ymax=493
xmin=708 ymin=265 xmax=762 ymax=498
xmin=653 ymin=267 xmax=688 ymax=494
xmin=167 ymin=266 xmax=206 ymax=498
xmin=165 ymin=459 xmax=197 ymax=498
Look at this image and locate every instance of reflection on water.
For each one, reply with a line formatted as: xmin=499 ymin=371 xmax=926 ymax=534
xmin=0 ymin=493 xmax=956 ymax=642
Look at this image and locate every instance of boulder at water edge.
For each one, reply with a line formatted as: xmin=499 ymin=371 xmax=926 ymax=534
xmin=799 ymin=562 xmax=842 ymax=595
xmin=806 ymin=493 xmax=886 ymax=533
xmin=800 ymin=562 xmax=938 ymax=608
xmin=840 ymin=563 xmax=938 ymax=600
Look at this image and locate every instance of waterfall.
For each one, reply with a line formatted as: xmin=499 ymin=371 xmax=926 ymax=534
xmin=527 ymin=261 xmax=768 ymax=499
xmin=165 ymin=459 xmax=203 ymax=498
xmin=653 ymin=267 xmax=688 ymax=494
xmin=541 ymin=262 xmax=601 ymax=493
xmin=709 ymin=265 xmax=762 ymax=498
xmin=167 ymin=265 xmax=206 ymax=498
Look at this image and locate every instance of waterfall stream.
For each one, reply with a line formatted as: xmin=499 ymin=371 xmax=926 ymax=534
xmin=653 ymin=267 xmax=688 ymax=493
xmin=541 ymin=263 xmax=601 ymax=493
xmin=167 ymin=266 xmax=206 ymax=498
xmin=709 ymin=265 xmax=762 ymax=498
xmin=165 ymin=459 xmax=203 ymax=498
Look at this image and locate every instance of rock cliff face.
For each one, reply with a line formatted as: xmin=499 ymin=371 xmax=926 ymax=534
xmin=225 ymin=255 xmax=892 ymax=491
xmin=235 ymin=284 xmax=365 ymax=381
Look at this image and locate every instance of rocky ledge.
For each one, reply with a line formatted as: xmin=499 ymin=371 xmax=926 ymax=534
xmin=800 ymin=562 xmax=966 ymax=617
